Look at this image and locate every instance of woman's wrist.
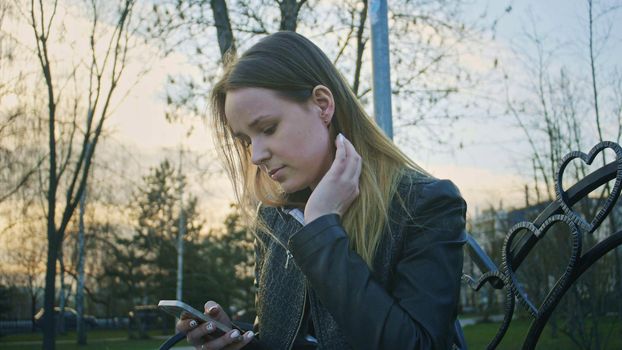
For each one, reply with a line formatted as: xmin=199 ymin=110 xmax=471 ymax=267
xmin=304 ymin=208 xmax=340 ymax=225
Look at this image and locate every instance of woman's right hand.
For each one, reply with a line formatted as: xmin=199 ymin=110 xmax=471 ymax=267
xmin=304 ymin=133 xmax=362 ymax=224
xmin=176 ymin=301 xmax=255 ymax=350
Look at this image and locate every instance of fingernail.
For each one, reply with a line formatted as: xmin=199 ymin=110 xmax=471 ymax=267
xmin=338 ymin=133 xmax=345 ymax=145
xmin=208 ymin=305 xmax=218 ymax=313
xmin=230 ymin=329 xmax=241 ymax=340
xmin=206 ymin=322 xmax=214 ymax=332
xmin=189 ymin=320 xmax=198 ymax=328
xmin=244 ymin=331 xmax=255 ymax=340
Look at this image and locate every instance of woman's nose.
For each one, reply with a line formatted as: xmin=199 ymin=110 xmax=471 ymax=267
xmin=250 ymin=140 xmax=270 ymax=166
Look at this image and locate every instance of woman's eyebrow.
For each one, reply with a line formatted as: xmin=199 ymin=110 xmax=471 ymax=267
xmin=248 ymin=115 xmax=273 ymax=129
xmin=232 ymin=115 xmax=274 ymax=138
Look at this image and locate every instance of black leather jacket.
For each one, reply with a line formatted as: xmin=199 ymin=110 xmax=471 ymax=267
xmin=252 ymin=173 xmax=467 ymax=349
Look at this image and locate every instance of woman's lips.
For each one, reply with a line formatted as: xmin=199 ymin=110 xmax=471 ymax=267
xmin=269 ymin=166 xmax=285 ymax=180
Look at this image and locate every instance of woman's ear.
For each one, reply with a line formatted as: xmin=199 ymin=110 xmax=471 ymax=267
xmin=311 ymin=85 xmax=335 ymax=126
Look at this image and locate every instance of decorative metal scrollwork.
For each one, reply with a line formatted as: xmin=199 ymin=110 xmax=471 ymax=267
xmin=555 ymin=141 xmax=622 ymax=234
xmin=501 ymin=215 xmax=581 ymax=319
xmin=464 ymin=141 xmax=622 ymax=349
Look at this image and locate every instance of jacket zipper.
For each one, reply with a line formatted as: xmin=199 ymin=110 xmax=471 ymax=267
xmin=288 ymin=283 xmax=307 ymax=350
xmin=263 ymin=207 xmax=304 ymax=269
xmin=262 ymin=228 xmax=294 ymax=269
xmin=268 ymin=207 xmax=307 ymax=349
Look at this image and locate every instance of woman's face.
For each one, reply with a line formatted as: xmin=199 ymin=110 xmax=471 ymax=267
xmin=225 ymin=87 xmax=335 ymax=193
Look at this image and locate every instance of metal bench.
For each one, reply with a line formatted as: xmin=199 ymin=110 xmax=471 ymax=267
xmin=463 ymin=141 xmax=622 ymax=349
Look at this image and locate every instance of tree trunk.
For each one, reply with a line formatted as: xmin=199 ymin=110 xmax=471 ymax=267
xmin=76 ymin=189 xmax=87 ymax=345
xmin=352 ymin=0 xmax=368 ymax=96
xmin=279 ymin=0 xmax=302 ymax=31
xmin=210 ymin=0 xmax=236 ymax=58
xmin=58 ymin=249 xmax=66 ymax=335
xmin=43 ymin=231 xmax=59 ymax=350
xmin=176 ymin=151 xmax=185 ymax=306
xmin=31 ymin=294 xmax=36 ymax=332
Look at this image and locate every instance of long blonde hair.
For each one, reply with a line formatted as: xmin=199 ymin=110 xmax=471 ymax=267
xmin=210 ymin=31 xmax=427 ymax=266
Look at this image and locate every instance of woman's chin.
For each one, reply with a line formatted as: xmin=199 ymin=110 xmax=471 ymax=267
xmin=281 ymin=184 xmax=301 ymax=194
xmin=281 ymin=184 xmax=311 ymax=200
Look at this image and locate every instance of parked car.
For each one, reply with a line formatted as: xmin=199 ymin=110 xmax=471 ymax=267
xmin=34 ymin=307 xmax=98 ymax=329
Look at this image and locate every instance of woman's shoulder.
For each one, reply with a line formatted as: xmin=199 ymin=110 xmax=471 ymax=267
xmin=256 ymin=204 xmax=283 ymax=230
xmin=257 ymin=203 xmax=277 ymax=218
xmin=396 ymin=168 xmax=465 ymax=208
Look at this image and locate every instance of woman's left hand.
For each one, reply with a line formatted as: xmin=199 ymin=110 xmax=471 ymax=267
xmin=304 ymin=134 xmax=362 ymax=223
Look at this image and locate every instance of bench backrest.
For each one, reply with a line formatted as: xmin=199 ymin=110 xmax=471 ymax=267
xmin=463 ymin=141 xmax=622 ymax=349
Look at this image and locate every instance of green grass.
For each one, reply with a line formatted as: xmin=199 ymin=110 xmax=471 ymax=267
xmin=0 ymin=329 xmax=189 ymax=350
xmin=3 ymin=318 xmax=622 ymax=349
xmin=463 ymin=317 xmax=622 ymax=349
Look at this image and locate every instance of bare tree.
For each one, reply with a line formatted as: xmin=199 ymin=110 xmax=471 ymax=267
xmin=152 ymin=0 xmax=497 ymax=161
xmin=23 ymin=0 xmax=146 ymax=347
xmin=503 ymin=2 xmax=622 ymax=348
xmin=150 ymin=0 xmax=312 ymax=126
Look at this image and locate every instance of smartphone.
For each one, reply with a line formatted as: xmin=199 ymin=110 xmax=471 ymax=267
xmin=158 ymin=300 xmax=234 ymax=336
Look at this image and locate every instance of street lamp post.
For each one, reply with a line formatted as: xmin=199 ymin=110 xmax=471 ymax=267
xmin=368 ymin=0 xmax=393 ymax=140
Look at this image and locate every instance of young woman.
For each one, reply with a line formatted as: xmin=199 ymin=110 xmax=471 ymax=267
xmin=178 ymin=31 xmax=467 ymax=350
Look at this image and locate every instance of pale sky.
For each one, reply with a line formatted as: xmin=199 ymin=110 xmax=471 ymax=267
xmin=419 ymin=0 xmax=622 ymax=215
xmin=104 ymin=0 xmax=622 ymax=224
xmin=4 ymin=0 xmax=619 ymax=230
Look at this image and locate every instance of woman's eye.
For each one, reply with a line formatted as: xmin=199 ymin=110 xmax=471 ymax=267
xmin=263 ymin=125 xmax=277 ymax=135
